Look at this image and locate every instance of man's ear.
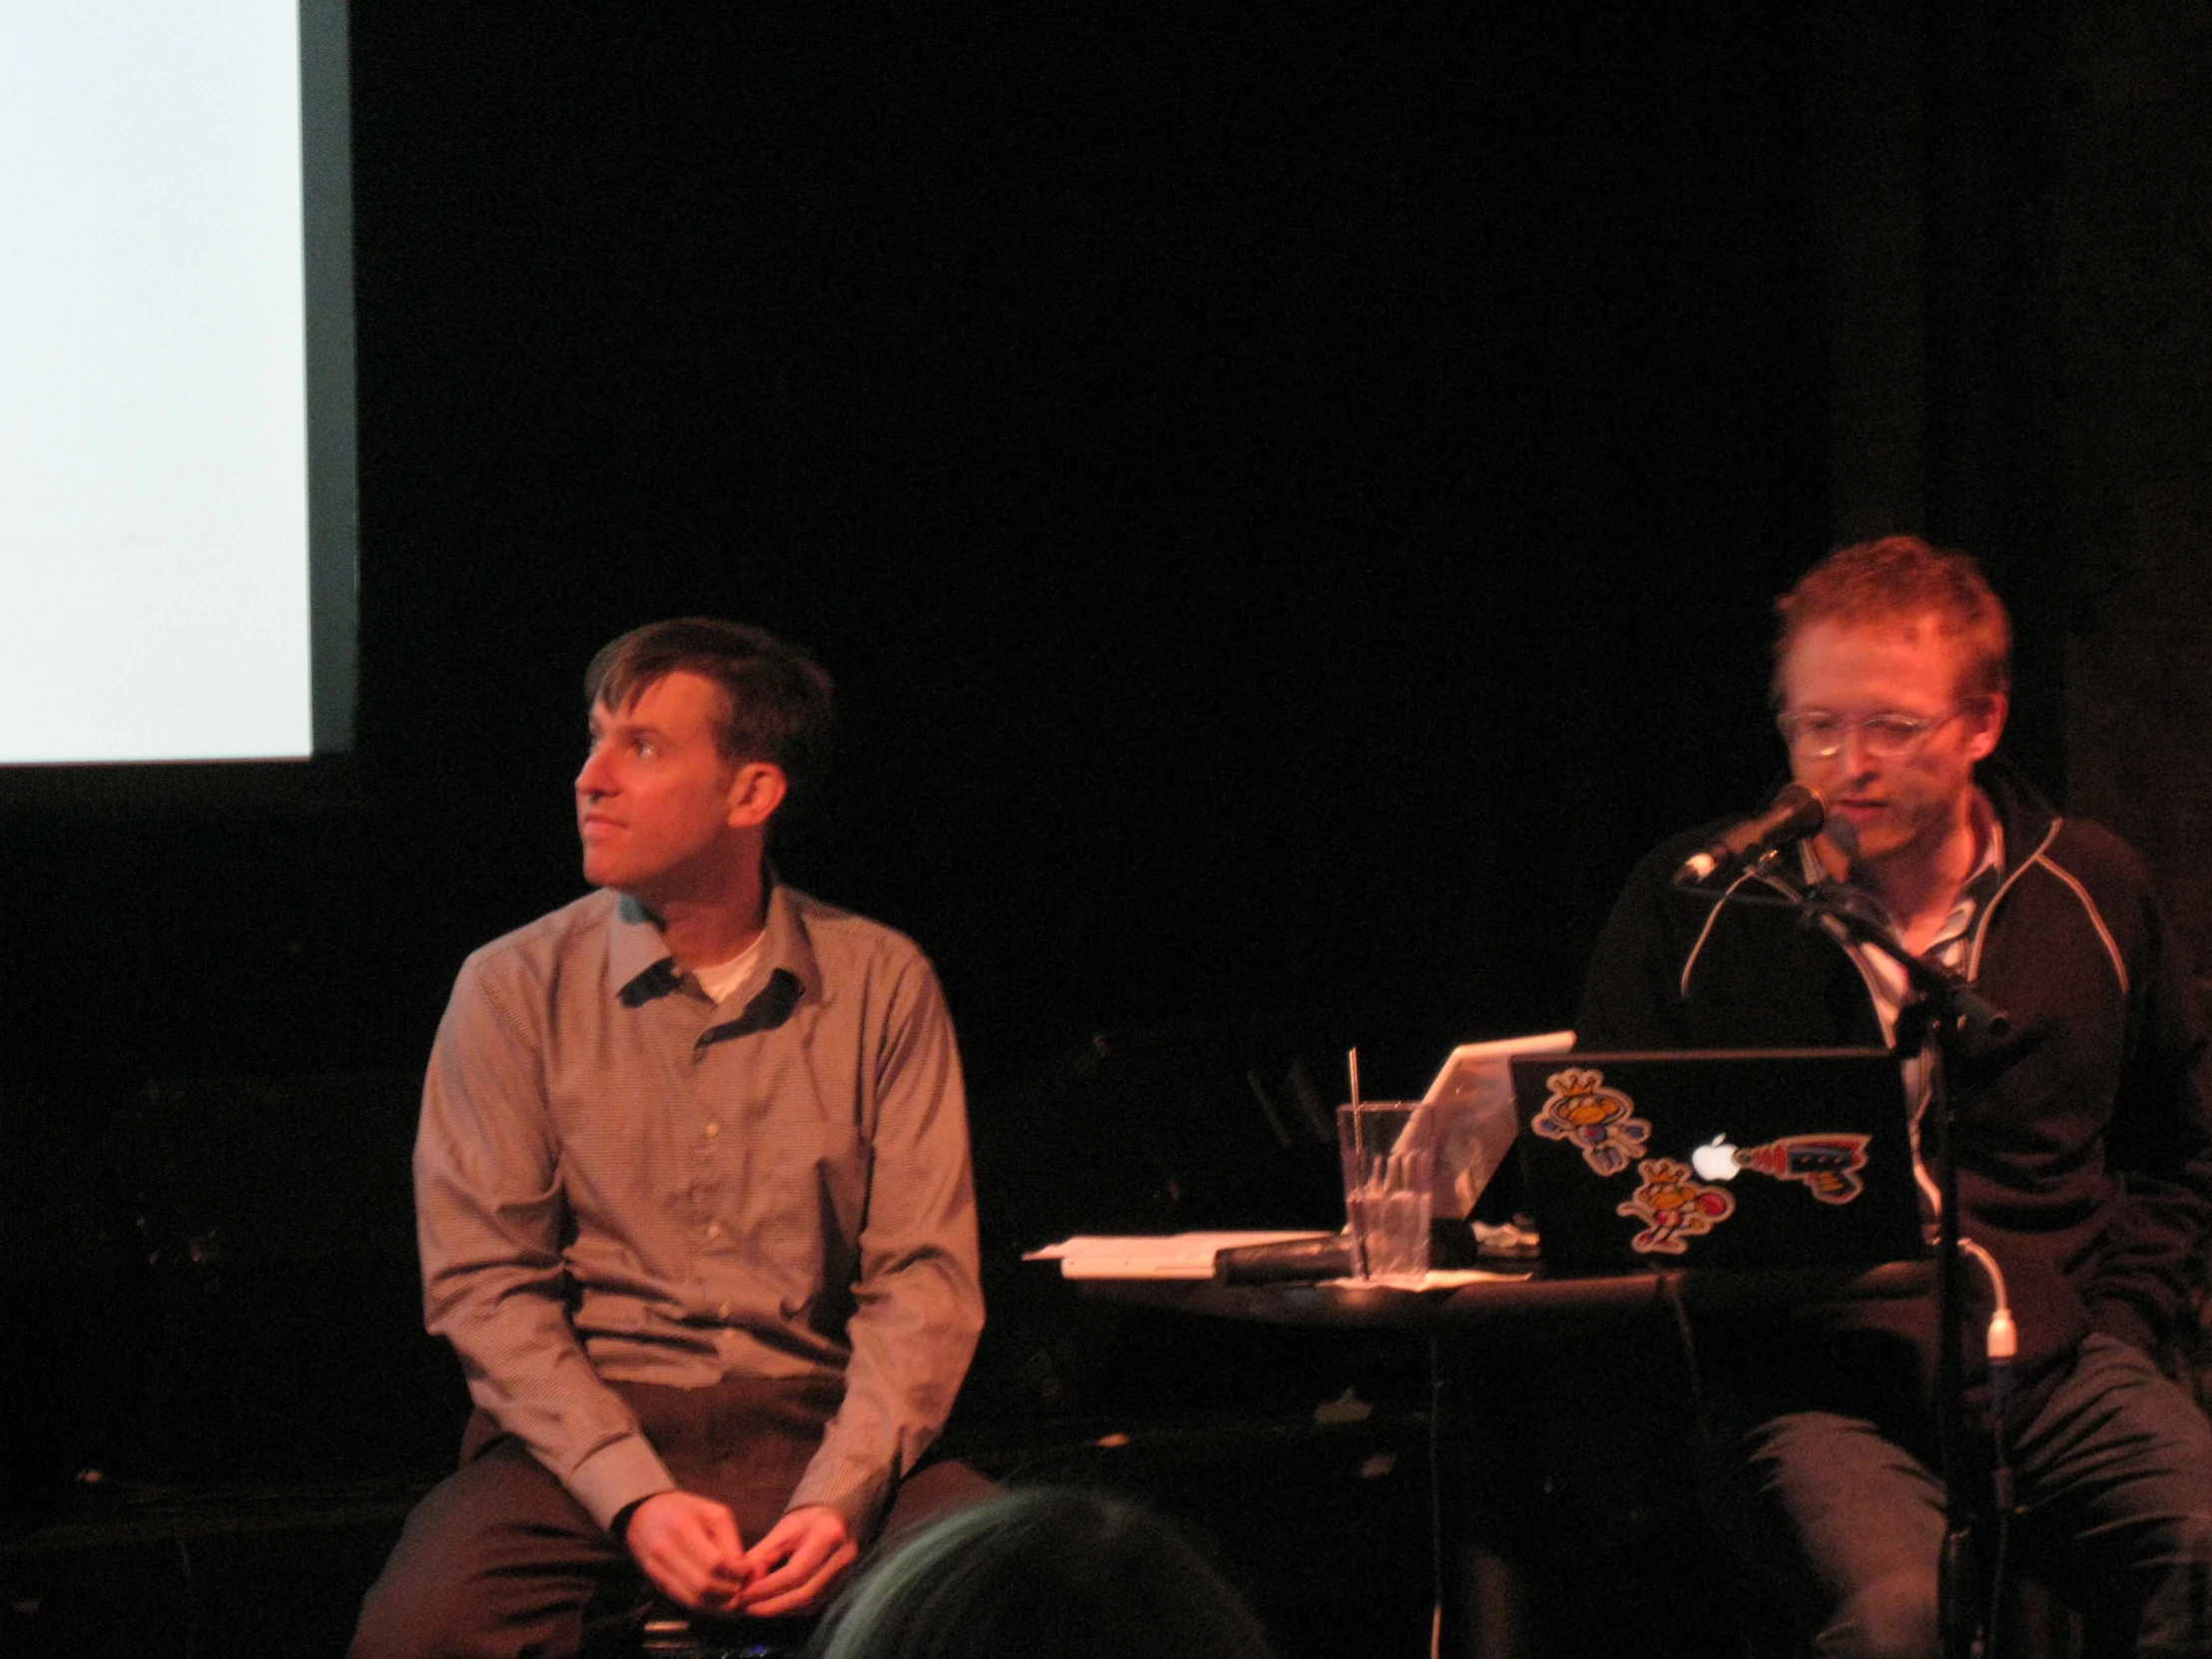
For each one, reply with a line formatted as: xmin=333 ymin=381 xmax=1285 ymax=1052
xmin=1962 ymin=693 xmax=2008 ymax=763
xmin=725 ymin=761 xmax=789 ymax=830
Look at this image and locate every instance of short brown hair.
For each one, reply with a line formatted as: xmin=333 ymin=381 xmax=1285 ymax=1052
xmin=585 ymin=618 xmax=835 ymax=815
xmin=1773 ymin=535 xmax=2011 ymax=703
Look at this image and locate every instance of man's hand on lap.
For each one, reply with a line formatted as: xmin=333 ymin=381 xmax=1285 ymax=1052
xmin=736 ymin=1505 xmax=856 ymax=1616
xmin=624 ymin=1490 xmax=754 ymax=1613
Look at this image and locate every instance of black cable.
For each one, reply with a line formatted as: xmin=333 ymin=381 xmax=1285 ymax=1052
xmin=1982 ymin=1379 xmax=2015 ymax=1659
xmin=1654 ymin=1269 xmax=1706 ymax=1421
xmin=172 ymin=1526 xmax=199 ymax=1659
xmin=1984 ymin=1489 xmax=2012 ymax=1659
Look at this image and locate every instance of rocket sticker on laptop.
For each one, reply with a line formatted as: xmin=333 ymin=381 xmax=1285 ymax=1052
xmin=1691 ymin=1132 xmax=1873 ymax=1205
xmin=1530 ymin=1067 xmax=1652 ymax=1176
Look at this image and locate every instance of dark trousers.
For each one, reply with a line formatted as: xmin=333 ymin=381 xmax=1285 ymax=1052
xmin=349 ymin=1378 xmax=990 ymax=1659
xmin=1711 ymin=1335 xmax=2212 ymax=1659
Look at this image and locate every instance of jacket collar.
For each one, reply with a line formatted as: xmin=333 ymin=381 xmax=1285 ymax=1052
xmin=1970 ymin=754 xmax=2059 ymax=870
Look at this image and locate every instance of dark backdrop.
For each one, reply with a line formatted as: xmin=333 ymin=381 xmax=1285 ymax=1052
xmin=5 ymin=8 xmax=2018 ymax=1494
xmin=11 ymin=9 xmax=1835 ymax=1086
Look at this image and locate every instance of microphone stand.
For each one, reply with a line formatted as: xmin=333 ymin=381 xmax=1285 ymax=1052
xmin=1709 ymin=855 xmax=2009 ymax=1659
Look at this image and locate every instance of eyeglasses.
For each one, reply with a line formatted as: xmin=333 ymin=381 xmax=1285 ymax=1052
xmin=1776 ymin=706 xmax=1973 ymax=760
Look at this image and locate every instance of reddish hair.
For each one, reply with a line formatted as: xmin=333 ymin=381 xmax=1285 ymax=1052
xmin=1773 ymin=535 xmax=2011 ymax=703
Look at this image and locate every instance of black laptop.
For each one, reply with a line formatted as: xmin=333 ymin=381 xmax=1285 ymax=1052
xmin=1509 ymin=1049 xmax=1927 ymax=1272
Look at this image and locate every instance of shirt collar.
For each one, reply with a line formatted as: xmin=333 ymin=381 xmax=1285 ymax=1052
xmin=1961 ymin=788 xmax=2005 ymax=896
xmin=1793 ymin=786 xmax=2006 ymax=947
xmin=602 ymin=877 xmax=824 ymax=1008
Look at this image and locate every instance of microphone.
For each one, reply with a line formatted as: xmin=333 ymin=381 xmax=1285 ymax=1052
xmin=1673 ymin=783 xmax=1828 ymax=885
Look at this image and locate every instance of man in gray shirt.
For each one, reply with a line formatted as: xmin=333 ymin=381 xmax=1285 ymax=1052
xmin=352 ymin=620 xmax=985 ymax=1656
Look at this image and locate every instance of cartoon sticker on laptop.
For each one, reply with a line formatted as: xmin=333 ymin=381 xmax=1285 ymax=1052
xmin=1617 ymin=1157 xmax=1735 ymax=1254
xmin=1691 ymin=1133 xmax=1874 ymax=1205
xmin=1531 ymin=1067 xmax=1652 ymax=1177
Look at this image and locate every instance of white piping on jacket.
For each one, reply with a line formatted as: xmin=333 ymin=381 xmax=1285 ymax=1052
xmin=1964 ymin=818 xmax=2127 ymax=999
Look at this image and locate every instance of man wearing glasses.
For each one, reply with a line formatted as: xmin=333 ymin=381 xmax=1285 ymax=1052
xmin=1576 ymin=537 xmax=2212 ymax=1657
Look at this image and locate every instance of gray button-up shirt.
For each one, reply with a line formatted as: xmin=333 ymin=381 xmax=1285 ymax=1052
xmin=414 ymin=881 xmax=983 ymax=1534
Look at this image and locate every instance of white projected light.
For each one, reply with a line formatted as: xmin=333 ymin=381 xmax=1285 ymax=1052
xmin=0 ymin=0 xmax=314 ymax=764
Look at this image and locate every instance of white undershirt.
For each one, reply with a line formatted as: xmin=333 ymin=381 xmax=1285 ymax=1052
xmin=692 ymin=930 xmax=768 ymax=1005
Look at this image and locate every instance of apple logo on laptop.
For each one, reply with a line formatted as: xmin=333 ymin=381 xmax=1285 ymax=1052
xmin=1691 ymin=1134 xmax=1741 ymax=1182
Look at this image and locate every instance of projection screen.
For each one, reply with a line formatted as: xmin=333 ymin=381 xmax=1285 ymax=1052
xmin=0 ymin=0 xmax=355 ymax=771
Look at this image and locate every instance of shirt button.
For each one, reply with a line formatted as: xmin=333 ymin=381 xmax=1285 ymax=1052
xmin=718 ymin=1302 xmax=733 ymax=1322
xmin=704 ymin=1121 xmax=721 ymax=1139
xmin=704 ymin=1222 xmax=722 ymax=1240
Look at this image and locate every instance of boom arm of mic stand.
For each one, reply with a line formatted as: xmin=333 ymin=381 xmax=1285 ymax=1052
xmin=1792 ymin=882 xmax=2012 ymax=1057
